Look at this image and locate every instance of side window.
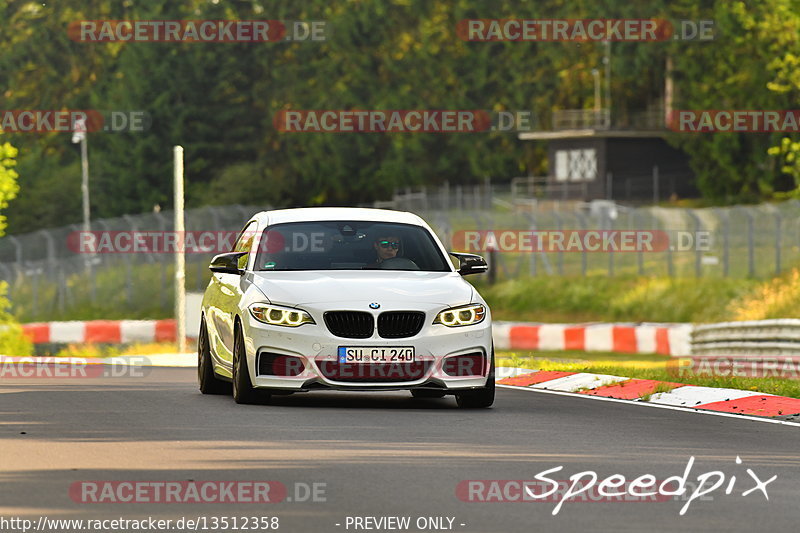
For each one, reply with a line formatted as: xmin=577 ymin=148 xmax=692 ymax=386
xmin=233 ymin=222 xmax=256 ymax=269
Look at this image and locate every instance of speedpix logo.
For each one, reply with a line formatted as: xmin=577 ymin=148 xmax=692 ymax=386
xmin=457 ymin=456 xmax=776 ymax=516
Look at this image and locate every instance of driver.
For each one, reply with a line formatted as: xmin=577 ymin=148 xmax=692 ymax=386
xmin=366 ymin=235 xmax=401 ymax=268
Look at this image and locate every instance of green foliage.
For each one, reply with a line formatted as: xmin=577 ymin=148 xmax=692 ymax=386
xmin=2 ymin=0 xmax=800 ymax=232
xmin=481 ymin=275 xmax=758 ymax=323
xmin=0 ymin=141 xmax=20 ymax=236
xmin=0 ymin=138 xmax=30 ymax=354
xmin=0 ymin=283 xmax=33 ymax=355
xmin=759 ymin=0 xmax=800 ymax=193
xmin=663 ymin=0 xmax=798 ymax=201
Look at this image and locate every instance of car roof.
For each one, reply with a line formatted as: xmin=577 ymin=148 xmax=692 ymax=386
xmin=253 ymin=207 xmax=428 ymax=227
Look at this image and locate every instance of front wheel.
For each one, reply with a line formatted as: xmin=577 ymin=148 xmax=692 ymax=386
xmin=198 ymin=318 xmax=231 ymax=395
xmin=455 ymin=351 xmax=495 ymax=408
xmin=232 ymin=325 xmax=269 ymax=405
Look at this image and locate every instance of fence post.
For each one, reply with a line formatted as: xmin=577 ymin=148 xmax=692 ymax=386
xmin=153 ymin=210 xmax=169 ymax=309
xmin=575 ymin=210 xmax=588 ymax=276
xmin=57 ymin=267 xmax=65 ymax=314
xmin=601 ymin=206 xmax=614 ymax=276
xmin=687 ymin=209 xmax=702 ymax=278
xmin=632 ymin=209 xmax=644 ymax=275
xmin=70 ymin=222 xmax=94 ymax=305
xmin=39 ymin=229 xmax=56 ymax=278
xmin=775 ymin=212 xmax=782 ymax=276
xmin=553 ymin=211 xmax=564 ymax=274
xmin=488 ymin=248 xmax=497 ymax=284
xmin=32 ymin=267 xmax=38 ymax=318
xmin=652 ymin=165 xmax=659 ymax=204
xmin=86 ymin=222 xmax=96 ymax=304
xmin=714 ymin=208 xmax=729 ymax=277
xmin=8 ymin=235 xmax=22 ymax=281
xmin=526 ymin=214 xmax=538 ymax=276
xmin=745 ymin=209 xmax=755 ymax=277
xmin=666 ymin=230 xmax=674 ymax=278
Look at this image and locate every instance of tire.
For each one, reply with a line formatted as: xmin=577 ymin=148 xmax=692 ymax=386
xmin=198 ymin=318 xmax=231 ymax=395
xmin=232 ymin=323 xmax=269 ymax=405
xmin=455 ymin=350 xmax=495 ymax=409
xmin=411 ymin=389 xmax=447 ymax=399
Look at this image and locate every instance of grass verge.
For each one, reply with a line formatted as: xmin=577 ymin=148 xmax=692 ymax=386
xmin=478 ymin=268 xmax=800 ymax=323
xmin=51 ymin=342 xmax=184 ymax=358
xmin=497 ymin=350 xmax=800 ymax=399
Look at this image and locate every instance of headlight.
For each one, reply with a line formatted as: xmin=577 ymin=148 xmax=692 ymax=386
xmin=249 ymin=304 xmax=315 ymax=327
xmin=433 ymin=304 xmax=486 ymax=327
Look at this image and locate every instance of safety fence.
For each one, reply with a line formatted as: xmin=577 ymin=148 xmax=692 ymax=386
xmin=2 ymin=199 xmax=800 ymax=322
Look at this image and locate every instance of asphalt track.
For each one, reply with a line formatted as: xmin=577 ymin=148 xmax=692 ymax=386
xmin=1 ymin=367 xmax=799 ymax=533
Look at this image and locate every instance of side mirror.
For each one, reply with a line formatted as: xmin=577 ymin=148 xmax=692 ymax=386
xmin=449 ymin=252 xmax=488 ymax=276
xmin=209 ymin=252 xmax=247 ymax=275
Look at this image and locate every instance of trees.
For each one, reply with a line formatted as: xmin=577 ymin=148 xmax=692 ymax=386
xmin=0 ymin=137 xmax=32 ymax=354
xmin=0 ymin=140 xmax=20 ymax=236
xmin=664 ymin=0 xmax=800 ymax=201
xmin=2 ymin=0 xmax=800 ymax=234
xmin=761 ymin=0 xmax=800 ymax=195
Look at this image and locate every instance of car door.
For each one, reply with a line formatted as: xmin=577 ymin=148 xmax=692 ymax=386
xmin=207 ymin=221 xmax=257 ymax=370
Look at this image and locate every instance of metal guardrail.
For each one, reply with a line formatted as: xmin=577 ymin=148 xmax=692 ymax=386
xmin=691 ymin=319 xmax=800 ymax=358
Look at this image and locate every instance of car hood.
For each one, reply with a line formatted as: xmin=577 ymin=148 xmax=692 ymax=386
xmin=248 ymin=270 xmax=474 ymax=307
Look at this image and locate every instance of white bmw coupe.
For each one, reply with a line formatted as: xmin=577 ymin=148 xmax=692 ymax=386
xmin=198 ymin=207 xmax=494 ymax=408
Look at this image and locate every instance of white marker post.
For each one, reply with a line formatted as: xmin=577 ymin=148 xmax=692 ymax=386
xmin=72 ymin=117 xmax=91 ymax=280
xmin=173 ymin=146 xmax=187 ymax=353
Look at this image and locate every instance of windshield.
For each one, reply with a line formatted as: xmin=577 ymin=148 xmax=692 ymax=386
xmin=254 ymin=221 xmax=450 ymax=272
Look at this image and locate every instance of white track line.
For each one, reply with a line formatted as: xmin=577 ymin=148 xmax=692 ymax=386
xmin=497 ymin=384 xmax=800 ymax=428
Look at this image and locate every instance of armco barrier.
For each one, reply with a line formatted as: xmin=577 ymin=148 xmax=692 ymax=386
xmin=691 ymin=319 xmax=800 ymax=359
xmin=492 ymin=322 xmax=693 ymax=356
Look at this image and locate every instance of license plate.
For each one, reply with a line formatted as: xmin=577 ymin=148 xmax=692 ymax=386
xmin=338 ymin=347 xmax=415 ymax=364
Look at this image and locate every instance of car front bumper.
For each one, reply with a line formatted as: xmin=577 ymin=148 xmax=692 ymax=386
xmin=242 ymin=309 xmax=493 ymax=392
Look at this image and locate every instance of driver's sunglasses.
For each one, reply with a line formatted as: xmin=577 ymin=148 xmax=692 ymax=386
xmin=378 ymin=240 xmax=400 ymax=250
